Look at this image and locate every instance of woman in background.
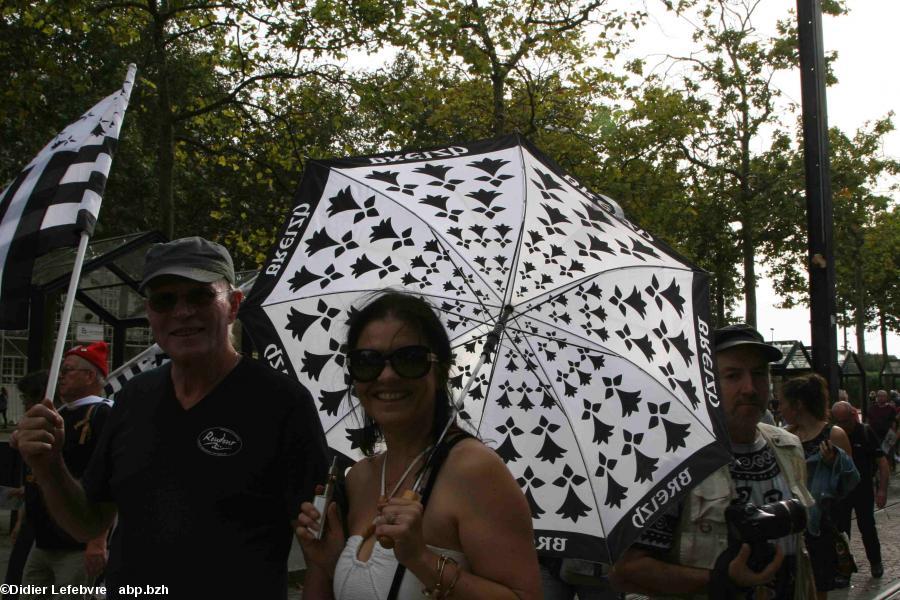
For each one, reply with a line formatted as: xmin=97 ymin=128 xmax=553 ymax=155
xmin=781 ymin=373 xmax=858 ymax=599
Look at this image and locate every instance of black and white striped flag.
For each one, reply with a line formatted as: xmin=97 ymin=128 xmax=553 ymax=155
xmin=0 ymin=64 xmax=136 ymax=329
xmin=103 ymin=343 xmax=169 ymax=399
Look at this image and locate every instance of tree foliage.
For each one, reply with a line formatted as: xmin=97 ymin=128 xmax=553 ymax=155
xmin=1 ymin=0 xmax=895 ymax=349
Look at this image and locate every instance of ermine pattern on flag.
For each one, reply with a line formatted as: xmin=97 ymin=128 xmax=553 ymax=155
xmin=0 ymin=65 xmax=136 ymax=329
xmin=103 ymin=343 xmax=169 ymax=399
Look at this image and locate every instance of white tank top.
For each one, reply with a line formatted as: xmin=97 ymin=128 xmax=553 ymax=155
xmin=333 ymin=535 xmax=469 ymax=600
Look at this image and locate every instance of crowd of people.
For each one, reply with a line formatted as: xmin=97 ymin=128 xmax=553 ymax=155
xmin=2 ymin=235 xmax=897 ymax=599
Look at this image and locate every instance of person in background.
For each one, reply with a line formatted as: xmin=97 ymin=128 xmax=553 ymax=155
xmin=831 ymin=401 xmax=889 ymax=582
xmin=0 ymin=387 xmax=8 ymax=428
xmin=20 ymin=343 xmax=113 ymax=598
xmin=3 ymin=372 xmax=48 ymax=600
xmin=780 ymin=374 xmax=858 ymax=598
xmin=866 ymin=390 xmax=898 ymax=470
xmin=610 ymin=324 xmax=816 ymax=599
xmin=867 ymin=390 xmax=897 ymax=442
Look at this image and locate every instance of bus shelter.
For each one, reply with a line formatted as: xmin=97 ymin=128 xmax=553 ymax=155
xmin=882 ymin=359 xmax=900 ymax=390
xmin=25 ymin=231 xmax=167 ymax=374
xmin=838 ymin=349 xmax=867 ymax=413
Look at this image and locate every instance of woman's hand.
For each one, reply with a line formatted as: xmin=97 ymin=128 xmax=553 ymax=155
xmin=819 ymin=439 xmax=836 ymax=465
xmin=375 ymin=494 xmax=429 ymax=569
xmin=295 ymin=488 xmax=344 ymax=577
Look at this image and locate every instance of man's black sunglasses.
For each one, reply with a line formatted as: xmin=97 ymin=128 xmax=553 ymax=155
xmin=147 ymin=287 xmax=227 ymax=313
xmin=347 ymin=345 xmax=439 ymax=382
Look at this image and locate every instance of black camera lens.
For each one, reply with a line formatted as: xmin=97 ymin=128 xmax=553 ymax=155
xmin=726 ymin=498 xmax=807 ymax=544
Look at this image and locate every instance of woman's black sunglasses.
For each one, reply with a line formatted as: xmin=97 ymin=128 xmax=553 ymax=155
xmin=347 ymin=345 xmax=439 ymax=382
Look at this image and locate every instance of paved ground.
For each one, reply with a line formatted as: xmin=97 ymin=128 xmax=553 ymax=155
xmin=830 ymin=468 xmax=900 ymax=600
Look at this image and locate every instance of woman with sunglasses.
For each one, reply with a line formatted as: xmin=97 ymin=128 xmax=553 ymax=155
xmin=297 ymin=291 xmax=541 ymax=600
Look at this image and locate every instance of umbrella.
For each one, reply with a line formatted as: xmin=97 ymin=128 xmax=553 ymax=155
xmin=239 ymin=134 xmax=731 ymax=562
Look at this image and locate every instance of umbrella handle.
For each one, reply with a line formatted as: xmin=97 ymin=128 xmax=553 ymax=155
xmin=370 ymin=489 xmax=420 ymax=549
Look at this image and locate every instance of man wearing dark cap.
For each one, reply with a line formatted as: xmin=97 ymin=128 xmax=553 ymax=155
xmin=14 ymin=237 xmax=329 ymax=599
xmin=20 ymin=342 xmax=112 ymax=597
xmin=612 ymin=324 xmax=816 ymax=599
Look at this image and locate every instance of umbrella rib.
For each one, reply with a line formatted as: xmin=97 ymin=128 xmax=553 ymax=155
xmin=330 ymin=168 xmax=505 ymax=309
xmin=500 ymin=263 xmax=722 ymax=445
xmin=519 ymin=264 xmax=699 ymax=309
xmin=498 ymin=142 xmax=534 ymax=310
xmin=257 ymin=287 xmax=501 ymax=314
xmin=506 ymin=310 xmax=721 ymax=443
xmin=501 ymin=321 xmax=610 ymax=539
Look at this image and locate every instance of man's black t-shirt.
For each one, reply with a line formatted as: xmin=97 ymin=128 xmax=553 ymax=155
xmin=26 ymin=398 xmax=111 ymax=550
xmin=82 ymin=358 xmax=329 ymax=599
xmin=846 ymin=422 xmax=883 ymax=482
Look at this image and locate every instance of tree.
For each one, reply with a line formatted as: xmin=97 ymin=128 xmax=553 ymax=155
xmin=393 ymin=0 xmax=642 ymax=136
xmin=862 ymin=208 xmax=900 ymax=361
xmin=91 ymin=0 xmax=396 ymax=239
xmin=636 ymin=0 xmax=848 ymax=327
xmin=763 ymin=118 xmax=899 ymax=360
xmin=1 ymin=1 xmax=399 ymax=252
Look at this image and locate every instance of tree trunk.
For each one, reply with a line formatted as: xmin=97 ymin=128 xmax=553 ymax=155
xmin=739 ymin=122 xmax=756 ymax=327
xmin=854 ymin=260 xmax=866 ymax=361
xmin=151 ymin=5 xmax=175 ymax=239
xmin=715 ymin=276 xmax=726 ymax=327
xmin=158 ymin=111 xmax=175 ymax=239
xmin=491 ymin=72 xmax=506 ymax=136
xmin=741 ymin=219 xmax=756 ymax=327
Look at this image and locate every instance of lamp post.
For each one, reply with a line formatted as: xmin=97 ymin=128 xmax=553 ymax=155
xmin=797 ymin=0 xmax=840 ymax=402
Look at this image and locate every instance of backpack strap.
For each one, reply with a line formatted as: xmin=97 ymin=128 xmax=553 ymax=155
xmin=386 ymin=431 xmax=472 ymax=600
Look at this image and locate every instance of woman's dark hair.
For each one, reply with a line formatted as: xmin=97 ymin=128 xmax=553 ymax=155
xmin=346 ymin=291 xmax=454 ymax=456
xmin=782 ymin=373 xmax=829 ymax=421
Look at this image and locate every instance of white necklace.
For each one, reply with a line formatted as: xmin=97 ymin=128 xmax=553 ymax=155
xmin=380 ymin=446 xmax=432 ymax=501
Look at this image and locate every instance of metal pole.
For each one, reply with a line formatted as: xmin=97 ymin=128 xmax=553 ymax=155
xmin=45 ymin=232 xmax=91 ymax=401
xmin=796 ymin=0 xmax=840 ymax=401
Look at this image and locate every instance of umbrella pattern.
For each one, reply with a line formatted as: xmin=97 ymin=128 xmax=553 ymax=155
xmin=240 ymin=135 xmax=730 ymax=562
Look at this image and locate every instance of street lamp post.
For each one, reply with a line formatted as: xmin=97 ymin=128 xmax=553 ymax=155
xmin=797 ymin=0 xmax=840 ymax=402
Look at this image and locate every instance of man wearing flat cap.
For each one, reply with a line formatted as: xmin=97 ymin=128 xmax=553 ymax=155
xmin=612 ymin=324 xmax=816 ymax=599
xmin=14 ymin=237 xmax=329 ymax=599
xmin=20 ymin=342 xmax=112 ymax=596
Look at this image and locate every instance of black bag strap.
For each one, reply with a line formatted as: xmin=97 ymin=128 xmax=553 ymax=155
xmin=386 ymin=432 xmax=472 ymax=600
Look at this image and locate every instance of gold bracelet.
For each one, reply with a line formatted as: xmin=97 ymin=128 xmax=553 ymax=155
xmin=443 ymin=559 xmax=461 ymax=597
xmin=422 ymin=554 xmax=459 ymax=599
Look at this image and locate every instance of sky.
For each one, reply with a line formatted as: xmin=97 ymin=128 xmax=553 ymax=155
xmin=617 ymin=0 xmax=899 ymax=357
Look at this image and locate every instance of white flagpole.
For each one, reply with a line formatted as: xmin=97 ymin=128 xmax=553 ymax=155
xmin=45 ymin=231 xmax=91 ymax=401
xmin=41 ymin=64 xmax=136 ymax=401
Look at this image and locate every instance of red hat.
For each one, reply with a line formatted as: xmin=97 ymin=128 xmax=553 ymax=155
xmin=65 ymin=342 xmax=109 ymax=377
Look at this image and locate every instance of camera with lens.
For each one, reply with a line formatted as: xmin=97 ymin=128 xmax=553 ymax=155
xmin=724 ymin=498 xmax=807 ymax=572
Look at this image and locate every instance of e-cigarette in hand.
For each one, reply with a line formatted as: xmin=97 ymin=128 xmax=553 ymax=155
xmin=312 ymin=457 xmax=339 ymax=540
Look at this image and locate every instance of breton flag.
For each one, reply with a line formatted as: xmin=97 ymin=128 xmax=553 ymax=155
xmin=0 ymin=64 xmax=136 ymax=329
xmin=103 ymin=343 xmax=168 ymax=399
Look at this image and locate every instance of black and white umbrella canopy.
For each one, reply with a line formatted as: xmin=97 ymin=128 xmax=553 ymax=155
xmin=240 ymin=135 xmax=731 ymax=562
